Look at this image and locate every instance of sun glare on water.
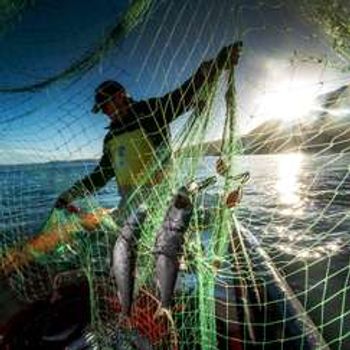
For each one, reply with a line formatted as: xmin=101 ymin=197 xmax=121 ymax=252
xmin=276 ymin=152 xmax=304 ymax=210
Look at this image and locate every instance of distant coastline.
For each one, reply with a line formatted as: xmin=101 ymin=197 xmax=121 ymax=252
xmin=0 ymin=159 xmax=98 ymax=168
xmin=1 ymin=115 xmax=350 ymax=166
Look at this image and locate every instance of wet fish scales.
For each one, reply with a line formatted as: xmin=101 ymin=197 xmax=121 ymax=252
xmin=155 ymin=188 xmax=193 ymax=309
xmin=112 ymin=208 xmax=147 ymax=315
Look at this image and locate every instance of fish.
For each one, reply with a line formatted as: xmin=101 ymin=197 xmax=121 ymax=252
xmin=154 ymin=187 xmax=193 ymax=309
xmin=112 ymin=207 xmax=147 ymax=315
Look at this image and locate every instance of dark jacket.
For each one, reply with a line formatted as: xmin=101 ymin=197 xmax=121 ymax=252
xmin=58 ymin=47 xmax=232 ymax=204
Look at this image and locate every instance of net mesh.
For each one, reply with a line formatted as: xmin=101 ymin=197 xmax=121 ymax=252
xmin=0 ymin=1 xmax=349 ymax=349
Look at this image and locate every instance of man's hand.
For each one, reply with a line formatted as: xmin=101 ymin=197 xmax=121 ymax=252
xmin=230 ymin=41 xmax=242 ymax=66
xmin=217 ymin=41 xmax=243 ymax=68
xmin=54 ymin=197 xmax=69 ymax=210
xmin=54 ymin=197 xmax=81 ymax=214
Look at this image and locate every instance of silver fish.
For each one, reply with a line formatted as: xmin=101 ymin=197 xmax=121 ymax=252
xmin=154 ymin=187 xmax=193 ymax=309
xmin=112 ymin=208 xmax=147 ymax=315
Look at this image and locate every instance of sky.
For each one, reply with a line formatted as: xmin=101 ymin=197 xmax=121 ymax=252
xmin=0 ymin=0 xmax=349 ymax=164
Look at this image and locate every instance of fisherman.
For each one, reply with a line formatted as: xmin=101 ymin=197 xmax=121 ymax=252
xmin=54 ymin=42 xmax=242 ymax=210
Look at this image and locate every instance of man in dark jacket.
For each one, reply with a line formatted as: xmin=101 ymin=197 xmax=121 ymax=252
xmin=55 ymin=42 xmax=242 ymax=209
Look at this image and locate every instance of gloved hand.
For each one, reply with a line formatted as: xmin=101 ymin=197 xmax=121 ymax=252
xmin=217 ymin=41 xmax=243 ymax=68
xmin=54 ymin=196 xmax=69 ymax=210
xmin=54 ymin=197 xmax=81 ymax=214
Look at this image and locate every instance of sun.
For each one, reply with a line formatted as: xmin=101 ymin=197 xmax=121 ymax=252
xmin=256 ymin=80 xmax=319 ymax=123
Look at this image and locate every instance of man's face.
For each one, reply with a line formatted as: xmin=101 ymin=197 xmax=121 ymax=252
xmin=101 ymin=91 xmax=130 ymax=122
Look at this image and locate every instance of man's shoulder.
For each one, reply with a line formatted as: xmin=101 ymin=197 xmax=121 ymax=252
xmin=129 ymin=98 xmax=158 ymax=115
xmin=103 ymin=98 xmax=162 ymax=139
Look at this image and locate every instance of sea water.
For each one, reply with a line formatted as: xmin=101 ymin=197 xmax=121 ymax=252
xmin=0 ymin=152 xmax=349 ymax=348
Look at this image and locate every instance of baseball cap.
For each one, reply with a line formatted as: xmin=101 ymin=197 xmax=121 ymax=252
xmin=91 ymin=80 xmax=125 ymax=113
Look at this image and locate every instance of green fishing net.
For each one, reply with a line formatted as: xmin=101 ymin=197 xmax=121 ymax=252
xmin=0 ymin=1 xmax=349 ymax=349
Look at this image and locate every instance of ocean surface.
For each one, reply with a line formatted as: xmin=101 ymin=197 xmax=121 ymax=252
xmin=0 ymin=153 xmax=349 ymax=349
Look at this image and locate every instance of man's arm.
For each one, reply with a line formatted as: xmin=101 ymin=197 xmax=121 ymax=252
xmin=55 ymin=147 xmax=114 ymax=208
xmin=147 ymin=42 xmax=242 ymax=124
